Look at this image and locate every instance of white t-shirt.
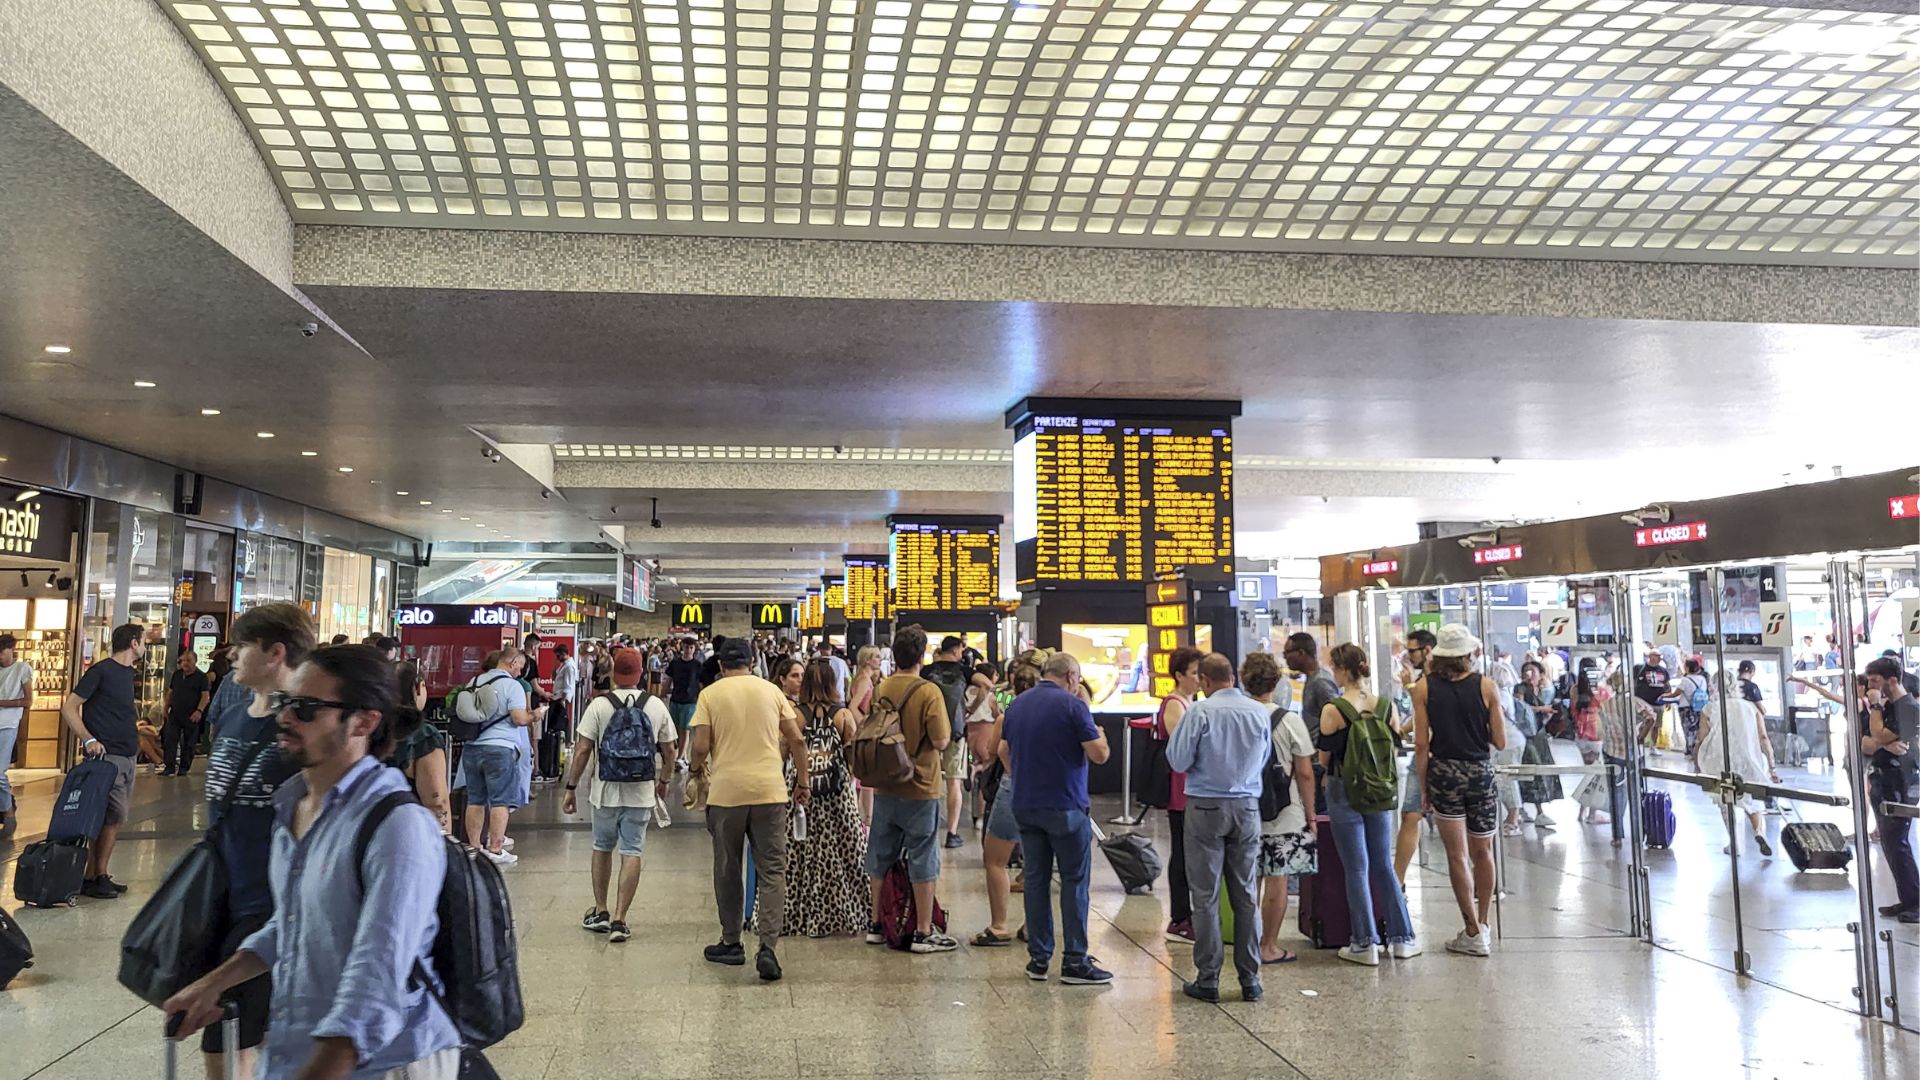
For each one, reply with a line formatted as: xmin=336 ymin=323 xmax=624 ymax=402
xmin=1265 ymin=708 xmax=1316 ymax=838
xmin=576 ymin=688 xmax=677 ymax=809
xmin=0 ymin=660 xmax=32 ymax=731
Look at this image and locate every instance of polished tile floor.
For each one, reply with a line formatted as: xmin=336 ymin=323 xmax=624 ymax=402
xmin=1 ymin=753 xmax=1915 ymax=1080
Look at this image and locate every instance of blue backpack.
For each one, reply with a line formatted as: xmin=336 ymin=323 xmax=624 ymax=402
xmin=1686 ymin=676 xmax=1709 ymax=714
xmin=595 ymin=691 xmax=658 ymax=783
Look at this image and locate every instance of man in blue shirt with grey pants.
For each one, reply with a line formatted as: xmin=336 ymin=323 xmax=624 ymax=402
xmin=1166 ymin=652 xmax=1273 ymax=1003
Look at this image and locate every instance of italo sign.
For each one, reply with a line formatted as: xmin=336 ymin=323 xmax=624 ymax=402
xmin=0 ymin=483 xmax=80 ymax=561
xmin=395 ymin=604 xmax=524 ymax=627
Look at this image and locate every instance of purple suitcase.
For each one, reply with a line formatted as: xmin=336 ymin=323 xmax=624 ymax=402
xmin=1642 ymin=791 xmax=1677 ymax=849
xmin=1298 ymin=816 xmax=1392 ymax=949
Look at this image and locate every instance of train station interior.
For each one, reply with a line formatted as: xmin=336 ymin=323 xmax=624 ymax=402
xmin=1 ymin=2 xmax=1917 ymax=1078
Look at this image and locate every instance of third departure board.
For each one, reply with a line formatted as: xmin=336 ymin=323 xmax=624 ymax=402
xmin=844 ymin=556 xmax=891 ymax=621
xmin=1009 ymin=400 xmax=1237 ymax=588
xmin=888 ymin=515 xmax=1001 ymax=612
xmin=822 ymin=576 xmax=846 ymax=622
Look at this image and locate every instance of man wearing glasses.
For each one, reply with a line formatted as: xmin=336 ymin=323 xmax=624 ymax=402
xmin=166 ymin=644 xmax=462 ymax=1079
xmin=1393 ymin=628 xmax=1437 ymax=885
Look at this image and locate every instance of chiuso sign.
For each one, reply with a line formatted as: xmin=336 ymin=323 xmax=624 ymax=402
xmin=0 ymin=483 xmax=80 ymax=561
xmin=395 ymin=604 xmax=524 ymax=627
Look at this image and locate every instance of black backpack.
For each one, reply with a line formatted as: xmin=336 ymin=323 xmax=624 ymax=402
xmin=356 ymin=791 xmax=523 ymax=1050
xmin=1257 ymin=708 xmax=1292 ymax=822
xmin=921 ymin=662 xmax=969 ymax=742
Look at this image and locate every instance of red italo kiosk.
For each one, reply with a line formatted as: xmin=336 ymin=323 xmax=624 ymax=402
xmin=394 ymin=603 xmax=526 ymax=702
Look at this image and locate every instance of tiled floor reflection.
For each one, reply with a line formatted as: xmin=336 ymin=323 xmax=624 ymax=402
xmin=1 ymin=756 xmax=1914 ymax=1079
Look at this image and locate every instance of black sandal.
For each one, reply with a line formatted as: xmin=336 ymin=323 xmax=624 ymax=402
xmin=971 ymin=928 xmax=1013 ymax=947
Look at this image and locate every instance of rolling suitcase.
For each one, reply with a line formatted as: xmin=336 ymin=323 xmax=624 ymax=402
xmin=1780 ymin=821 xmax=1851 ymax=872
xmin=13 ymin=839 xmax=88 ymax=908
xmin=1642 ymin=790 xmax=1678 ymax=850
xmin=1297 ymin=816 xmax=1390 ymax=949
xmin=0 ymin=906 xmax=33 ymax=988
xmin=165 ymin=1005 xmax=239 ymax=1079
xmin=1097 ymin=831 xmax=1162 ymax=895
xmin=46 ymin=759 xmax=117 ymax=843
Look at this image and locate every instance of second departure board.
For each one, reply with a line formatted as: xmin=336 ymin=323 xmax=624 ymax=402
xmin=888 ymin=515 xmax=1002 ymax=612
xmin=1009 ymin=399 xmax=1238 ymax=588
xmin=844 ymin=556 xmax=891 ymax=621
xmin=822 ymin=577 xmax=846 ymax=622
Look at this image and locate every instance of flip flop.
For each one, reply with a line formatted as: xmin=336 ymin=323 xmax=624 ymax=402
xmin=1262 ymin=950 xmax=1298 ymax=965
xmin=971 ymin=929 xmax=1013 ymax=947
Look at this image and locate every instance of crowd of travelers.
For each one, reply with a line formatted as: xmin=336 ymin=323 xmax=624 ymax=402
xmin=13 ymin=599 xmax=1912 ymax=1077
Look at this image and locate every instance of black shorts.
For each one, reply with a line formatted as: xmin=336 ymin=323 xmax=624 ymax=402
xmin=202 ymin=910 xmax=271 ymax=1054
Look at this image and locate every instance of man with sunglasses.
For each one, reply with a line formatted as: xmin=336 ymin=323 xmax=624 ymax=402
xmin=166 ymin=645 xmax=461 ymax=1080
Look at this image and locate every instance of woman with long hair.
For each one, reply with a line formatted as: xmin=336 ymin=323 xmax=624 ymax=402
xmin=780 ymin=658 xmax=870 ymax=937
xmin=1155 ymin=646 xmax=1205 ymax=945
xmin=1571 ymin=660 xmax=1613 ymax=826
xmin=847 ymin=646 xmax=882 ymax=717
xmin=1696 ymin=669 xmax=1779 ymax=857
xmin=387 ymin=661 xmax=453 ymax=834
xmin=1318 ymin=642 xmax=1419 ymax=965
xmin=1515 ymin=660 xmax=1561 ymax=827
xmin=971 ymin=651 xmax=1045 ymax=947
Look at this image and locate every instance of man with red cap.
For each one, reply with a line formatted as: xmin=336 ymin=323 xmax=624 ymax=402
xmin=563 ymin=648 xmax=677 ymax=943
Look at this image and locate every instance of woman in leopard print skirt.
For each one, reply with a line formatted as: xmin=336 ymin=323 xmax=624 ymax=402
xmin=779 ymin=658 xmax=870 ymax=938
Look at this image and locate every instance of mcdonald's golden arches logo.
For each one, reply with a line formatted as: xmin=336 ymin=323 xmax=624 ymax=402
xmin=753 ymin=603 xmax=791 ymax=629
xmin=675 ymin=602 xmax=710 ymax=628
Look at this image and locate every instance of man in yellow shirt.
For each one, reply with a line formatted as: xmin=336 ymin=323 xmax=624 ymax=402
xmin=688 ymin=637 xmax=810 ymax=981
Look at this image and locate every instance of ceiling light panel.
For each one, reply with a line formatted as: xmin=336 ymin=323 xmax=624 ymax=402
xmin=553 ymin=443 xmax=1013 ymax=462
xmin=165 ymin=0 xmax=1920 ymax=262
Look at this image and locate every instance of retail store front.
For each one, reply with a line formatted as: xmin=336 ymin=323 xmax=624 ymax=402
xmin=1 ymin=480 xmax=83 ymax=774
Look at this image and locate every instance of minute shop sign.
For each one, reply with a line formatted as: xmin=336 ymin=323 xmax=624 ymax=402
xmin=0 ymin=482 xmax=80 ymax=561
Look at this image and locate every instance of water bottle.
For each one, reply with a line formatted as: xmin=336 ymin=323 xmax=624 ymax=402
xmin=791 ymin=803 xmax=808 ymax=842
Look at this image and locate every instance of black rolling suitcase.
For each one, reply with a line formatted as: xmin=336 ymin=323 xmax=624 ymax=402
xmin=0 ymin=906 xmax=33 ymax=987
xmin=1781 ymin=821 xmax=1851 ymax=872
xmin=13 ymin=839 xmax=88 ymax=908
xmin=166 ymin=1006 xmax=239 ymax=1079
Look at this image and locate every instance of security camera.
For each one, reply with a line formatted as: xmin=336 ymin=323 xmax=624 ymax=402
xmin=1456 ymin=530 xmax=1501 ymax=549
xmin=650 ymin=517 xmax=663 ymax=529
xmin=480 ymin=444 xmax=492 ymax=459
xmin=299 ymin=322 xmax=318 ymax=337
xmin=1491 ymin=456 xmax=1502 ymax=465
xmin=540 ymin=489 xmax=550 ymax=500
xmin=1619 ymin=503 xmax=1672 ymax=527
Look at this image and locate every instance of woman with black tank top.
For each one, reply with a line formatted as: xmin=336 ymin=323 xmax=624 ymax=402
xmin=1413 ymin=623 xmax=1506 ymax=958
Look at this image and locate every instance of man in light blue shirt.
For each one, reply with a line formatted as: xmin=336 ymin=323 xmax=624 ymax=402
xmin=463 ymin=648 xmax=543 ymax=865
xmin=166 ymin=644 xmax=461 ymax=1079
xmin=1166 ymin=652 xmax=1272 ymax=1004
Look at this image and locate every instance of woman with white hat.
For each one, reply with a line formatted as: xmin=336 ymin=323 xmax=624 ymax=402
xmin=1413 ymin=623 xmax=1508 ymax=958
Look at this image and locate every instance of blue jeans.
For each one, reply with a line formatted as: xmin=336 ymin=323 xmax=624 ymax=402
xmin=1013 ymin=806 xmax=1094 ymax=968
xmin=1325 ymin=779 xmax=1416 ymax=948
xmin=0 ymin=726 xmax=16 ymax=812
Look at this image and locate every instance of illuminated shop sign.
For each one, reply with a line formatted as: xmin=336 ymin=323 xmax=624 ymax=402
xmin=1471 ymin=545 xmax=1524 ymax=566
xmin=395 ymin=605 xmax=523 ymax=627
xmin=1361 ymin=559 xmax=1399 ymax=577
xmin=1633 ymin=521 xmax=1710 ymax=547
xmin=1891 ymin=494 xmax=1919 ymax=520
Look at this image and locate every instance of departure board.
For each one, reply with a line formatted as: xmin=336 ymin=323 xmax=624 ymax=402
xmin=888 ymin=515 xmax=1002 ymax=612
xmin=1009 ymin=401 xmax=1237 ymax=588
xmin=822 ymin=577 xmax=846 ymax=623
xmin=802 ymin=589 xmax=822 ymax=630
xmin=844 ymin=556 xmax=890 ymax=621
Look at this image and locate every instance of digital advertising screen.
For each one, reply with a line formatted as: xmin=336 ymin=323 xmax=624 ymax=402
xmin=888 ymin=516 xmax=1001 ymax=612
xmin=1009 ymin=404 xmax=1235 ymax=589
xmin=1066 ymin=623 xmax=1155 ymax=715
xmin=1692 ymin=565 xmax=1779 ymax=645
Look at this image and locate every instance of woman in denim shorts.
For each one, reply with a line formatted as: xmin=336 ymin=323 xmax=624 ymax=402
xmin=1413 ymin=624 xmax=1506 ymax=959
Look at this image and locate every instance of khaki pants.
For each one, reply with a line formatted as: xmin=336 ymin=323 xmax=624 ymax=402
xmin=706 ymin=802 xmax=790 ymax=950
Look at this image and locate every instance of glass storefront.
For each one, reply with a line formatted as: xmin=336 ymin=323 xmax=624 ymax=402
xmin=316 ymin=548 xmax=393 ymax=643
xmin=235 ymin=531 xmax=304 ymax=611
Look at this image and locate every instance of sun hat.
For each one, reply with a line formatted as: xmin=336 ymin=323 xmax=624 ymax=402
xmin=1430 ymin=623 xmax=1481 ymax=658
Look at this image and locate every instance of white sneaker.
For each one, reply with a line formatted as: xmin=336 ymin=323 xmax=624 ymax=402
xmin=1337 ymin=944 xmax=1380 ymax=967
xmin=1389 ymin=939 xmax=1423 ymax=959
xmin=483 ymin=848 xmax=519 ymax=867
xmin=1445 ymin=929 xmax=1490 ymax=957
xmin=1534 ymin=811 xmax=1556 ymax=829
xmin=501 ymin=836 xmax=515 ymax=850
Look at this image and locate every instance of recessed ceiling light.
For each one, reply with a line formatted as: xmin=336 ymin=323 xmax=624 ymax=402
xmin=300 ymin=450 xmax=317 ymax=456
xmin=43 ymin=345 xmax=70 ymax=354
xmin=440 ymin=509 xmax=452 ymax=513
xmin=418 ymin=500 xmax=431 ymax=506
xmin=459 ymin=516 xmax=469 ymax=521
xmin=337 ymin=466 xmax=354 ymax=473
xmin=132 ymin=380 xmax=156 ymax=388
xmin=200 ymin=408 xmax=221 ymax=416
xmin=395 ymin=490 xmax=410 ymax=496
xmin=256 ymin=432 xmax=275 ymax=439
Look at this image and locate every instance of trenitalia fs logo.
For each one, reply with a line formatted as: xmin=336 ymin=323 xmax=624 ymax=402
xmin=1764 ymin=609 xmax=1789 ymax=640
xmin=1543 ymin=614 xmax=1573 ymax=640
xmin=1654 ymin=612 xmax=1674 ymax=638
xmin=675 ymin=602 xmax=710 ymax=628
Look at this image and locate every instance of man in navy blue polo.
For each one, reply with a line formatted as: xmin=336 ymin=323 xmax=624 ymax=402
xmin=1001 ymin=651 xmax=1112 ymax=985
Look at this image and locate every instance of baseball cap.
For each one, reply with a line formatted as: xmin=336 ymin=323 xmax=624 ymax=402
xmin=718 ymin=637 xmax=756 ymax=668
xmin=612 ymin=648 xmax=644 ymax=687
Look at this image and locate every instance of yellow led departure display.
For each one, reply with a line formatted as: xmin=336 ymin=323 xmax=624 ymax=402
xmin=823 ymin=577 xmax=845 ymax=621
xmin=843 ymin=556 xmax=891 ymax=621
xmin=1009 ymin=401 xmax=1237 ymax=589
xmin=887 ymin=515 xmax=1002 ymax=613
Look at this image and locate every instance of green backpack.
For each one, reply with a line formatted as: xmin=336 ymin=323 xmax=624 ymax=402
xmin=1332 ymin=697 xmax=1399 ymax=813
